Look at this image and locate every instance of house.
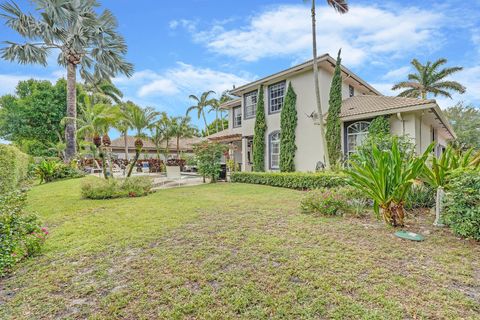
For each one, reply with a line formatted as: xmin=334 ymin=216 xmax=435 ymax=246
xmin=207 ymin=53 xmax=455 ymax=172
xmin=109 ymin=135 xmax=201 ymax=161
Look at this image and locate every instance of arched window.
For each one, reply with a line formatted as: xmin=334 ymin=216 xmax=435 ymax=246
xmin=347 ymin=121 xmax=370 ymax=155
xmin=269 ymin=131 xmax=281 ymax=170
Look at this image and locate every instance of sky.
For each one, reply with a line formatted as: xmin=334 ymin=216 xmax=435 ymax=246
xmin=1 ymin=0 xmax=479 ymax=136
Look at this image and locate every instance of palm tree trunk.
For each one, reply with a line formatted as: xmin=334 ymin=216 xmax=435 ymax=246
xmin=127 ymin=150 xmax=140 ymax=177
xmin=124 ymin=132 xmax=129 ymax=161
xmin=220 ymin=110 xmax=225 ymax=130
xmin=202 ymin=111 xmax=210 ymax=136
xmin=215 ymin=110 xmax=219 ymax=132
xmin=310 ymin=1 xmax=330 ymax=169
xmin=65 ymin=62 xmax=77 ymax=162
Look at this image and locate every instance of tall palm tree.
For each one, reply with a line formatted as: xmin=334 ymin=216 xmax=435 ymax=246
xmin=392 ymin=58 xmax=466 ymax=99
xmin=187 ymin=91 xmax=216 ymax=136
xmin=171 ymin=116 xmax=196 ymax=157
xmin=84 ymin=80 xmax=124 ymax=105
xmin=305 ymin=0 xmax=348 ymax=170
xmin=0 ymin=0 xmax=133 ymax=161
xmin=218 ymin=91 xmax=233 ymax=131
xmin=114 ymin=102 xmax=135 ymax=161
xmin=208 ymin=100 xmax=221 ymax=133
xmin=123 ymin=104 xmax=159 ymax=177
xmin=151 ymin=112 xmax=174 ymax=161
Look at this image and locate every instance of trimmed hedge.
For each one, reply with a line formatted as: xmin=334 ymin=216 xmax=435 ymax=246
xmin=0 ymin=144 xmax=30 ymax=193
xmin=231 ymin=171 xmax=347 ymax=190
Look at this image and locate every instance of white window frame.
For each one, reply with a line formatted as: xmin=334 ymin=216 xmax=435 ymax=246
xmin=244 ymin=91 xmax=257 ymax=119
xmin=233 ymin=106 xmax=242 ymax=128
xmin=269 ymin=131 xmax=281 ymax=170
xmin=268 ymin=81 xmax=285 ymax=114
xmin=346 ymin=121 xmax=370 ymax=155
xmin=349 ymin=85 xmax=355 ymax=97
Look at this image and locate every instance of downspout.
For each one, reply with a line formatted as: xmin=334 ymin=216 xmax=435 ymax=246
xmin=396 ymin=113 xmax=405 ymax=136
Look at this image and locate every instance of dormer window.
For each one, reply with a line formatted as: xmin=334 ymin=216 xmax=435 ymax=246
xmin=244 ymin=91 xmax=257 ymax=119
xmin=349 ymin=85 xmax=355 ymax=97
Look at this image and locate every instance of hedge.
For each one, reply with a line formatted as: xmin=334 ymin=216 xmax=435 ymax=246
xmin=0 ymin=144 xmax=30 ymax=193
xmin=230 ymin=171 xmax=347 ymax=190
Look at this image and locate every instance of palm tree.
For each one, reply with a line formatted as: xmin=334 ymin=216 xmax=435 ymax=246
xmin=187 ymin=91 xmax=216 ymax=136
xmin=218 ymin=91 xmax=233 ymax=131
xmin=151 ymin=112 xmax=175 ymax=161
xmin=114 ymin=102 xmax=135 ymax=162
xmin=392 ymin=58 xmax=466 ymax=99
xmin=123 ymin=105 xmax=159 ymax=177
xmin=84 ymin=80 xmax=124 ymax=105
xmin=305 ymin=0 xmax=349 ymax=170
xmin=171 ymin=116 xmax=196 ymax=157
xmin=0 ymin=0 xmax=133 ymax=161
xmin=208 ymin=100 xmax=221 ymax=133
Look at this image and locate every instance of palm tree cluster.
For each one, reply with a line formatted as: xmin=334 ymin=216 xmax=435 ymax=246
xmin=187 ymin=90 xmax=233 ymax=136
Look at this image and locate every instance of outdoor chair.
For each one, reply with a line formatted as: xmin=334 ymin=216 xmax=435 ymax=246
xmin=164 ymin=165 xmax=186 ymax=186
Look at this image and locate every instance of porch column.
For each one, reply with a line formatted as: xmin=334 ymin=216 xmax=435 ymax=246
xmin=241 ymin=137 xmax=248 ymax=172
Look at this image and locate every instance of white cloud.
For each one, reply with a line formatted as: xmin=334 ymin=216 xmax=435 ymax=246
xmin=169 ymin=19 xmax=197 ymax=32
xmin=114 ymin=62 xmax=254 ymax=99
xmin=0 ymin=73 xmax=60 ymax=96
xmin=381 ymin=66 xmax=411 ymax=81
xmin=189 ymin=4 xmax=444 ymax=66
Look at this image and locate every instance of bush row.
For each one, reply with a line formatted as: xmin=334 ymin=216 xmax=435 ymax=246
xmin=231 ymin=171 xmax=347 ymax=190
xmin=0 ymin=190 xmax=47 ymax=276
xmin=0 ymin=144 xmax=30 ymax=194
xmin=81 ymin=176 xmax=153 ymax=199
xmin=300 ymin=186 xmax=368 ymax=217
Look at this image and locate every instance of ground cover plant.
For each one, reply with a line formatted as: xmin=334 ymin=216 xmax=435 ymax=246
xmin=0 ymin=178 xmax=478 ymax=319
xmin=81 ymin=176 xmax=153 ymax=199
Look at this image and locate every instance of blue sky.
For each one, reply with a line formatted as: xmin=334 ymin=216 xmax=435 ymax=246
xmin=1 ymin=0 xmax=479 ymax=134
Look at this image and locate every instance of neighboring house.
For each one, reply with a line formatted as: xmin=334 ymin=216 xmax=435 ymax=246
xmin=110 ymin=136 xmax=201 ymax=161
xmin=208 ymin=53 xmax=455 ymax=172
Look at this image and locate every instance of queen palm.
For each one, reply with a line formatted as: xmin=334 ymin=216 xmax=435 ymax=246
xmin=114 ymin=102 xmax=135 ymax=162
xmin=392 ymin=58 xmax=466 ymax=99
xmin=151 ymin=112 xmax=174 ymax=160
xmin=187 ymin=91 xmax=216 ymax=136
xmin=123 ymin=104 xmax=159 ymax=177
xmin=0 ymin=0 xmax=133 ymax=161
xmin=305 ymin=0 xmax=349 ymax=170
xmin=171 ymin=116 xmax=196 ymax=157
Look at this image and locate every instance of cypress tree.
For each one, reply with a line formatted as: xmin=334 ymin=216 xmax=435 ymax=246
xmin=280 ymin=82 xmax=297 ymax=172
xmin=253 ymin=85 xmax=266 ymax=171
xmin=326 ymin=49 xmax=343 ymax=166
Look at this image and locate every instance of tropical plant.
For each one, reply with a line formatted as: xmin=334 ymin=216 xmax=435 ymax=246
xmin=83 ymin=80 xmax=123 ymax=105
xmin=304 ymin=0 xmax=349 ymax=169
xmin=326 ymin=49 xmax=343 ymax=166
xmin=113 ymin=102 xmax=133 ymax=161
xmin=444 ymin=102 xmax=480 ymax=150
xmin=193 ymin=141 xmax=227 ymax=183
xmin=392 ymin=58 xmax=465 ymax=99
xmin=151 ymin=112 xmax=174 ymax=160
xmin=171 ymin=116 xmax=196 ymax=157
xmin=280 ymin=83 xmax=298 ymax=172
xmin=123 ymin=105 xmax=158 ymax=177
xmin=0 ymin=0 xmax=133 ymax=161
xmin=253 ymin=85 xmax=267 ymax=172
xmin=218 ymin=91 xmax=234 ymax=130
xmin=187 ymin=91 xmax=216 ymax=136
xmin=347 ymin=137 xmax=433 ymax=227
xmin=422 ymin=146 xmax=480 ymax=226
xmin=34 ymin=159 xmax=58 ymax=184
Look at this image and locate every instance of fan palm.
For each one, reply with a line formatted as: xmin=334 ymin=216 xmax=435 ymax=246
xmin=171 ymin=116 xmax=196 ymax=157
xmin=0 ymin=0 xmax=133 ymax=161
xmin=304 ymin=0 xmax=349 ymax=170
xmin=392 ymin=58 xmax=465 ymax=99
xmin=123 ymin=104 xmax=159 ymax=177
xmin=187 ymin=91 xmax=216 ymax=136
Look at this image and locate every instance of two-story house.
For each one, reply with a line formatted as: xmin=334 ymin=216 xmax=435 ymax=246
xmin=207 ymin=53 xmax=455 ymax=172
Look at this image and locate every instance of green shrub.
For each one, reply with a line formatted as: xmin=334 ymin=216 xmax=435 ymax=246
xmin=231 ymin=171 xmax=347 ymax=190
xmin=194 ymin=141 xmax=227 ymax=183
xmin=81 ymin=176 xmax=153 ymax=199
xmin=35 ymin=159 xmax=85 ymax=183
xmin=405 ymin=183 xmax=436 ymax=209
xmin=300 ymin=186 xmax=367 ymax=216
xmin=0 ymin=190 xmax=47 ymax=276
xmin=443 ymin=170 xmax=480 ymax=240
xmin=0 ymin=144 xmax=30 ymax=193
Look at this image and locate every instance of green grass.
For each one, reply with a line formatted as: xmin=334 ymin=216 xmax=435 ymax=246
xmin=1 ymin=177 xmax=479 ymax=319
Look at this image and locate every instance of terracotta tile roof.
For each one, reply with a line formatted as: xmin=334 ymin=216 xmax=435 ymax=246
xmin=341 ymin=95 xmax=435 ymax=118
xmin=110 ymin=136 xmax=202 ymax=151
xmin=206 ymin=127 xmax=242 ymax=141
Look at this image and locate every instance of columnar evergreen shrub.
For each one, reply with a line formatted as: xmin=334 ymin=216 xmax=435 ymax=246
xmin=253 ymin=85 xmax=266 ymax=172
xmin=326 ymin=49 xmax=343 ymax=166
xmin=231 ymin=171 xmax=347 ymax=190
xmin=443 ymin=170 xmax=480 ymax=240
xmin=280 ymin=83 xmax=297 ymax=172
xmin=0 ymin=144 xmax=30 ymax=193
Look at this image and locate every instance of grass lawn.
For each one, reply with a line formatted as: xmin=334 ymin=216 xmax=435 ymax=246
xmin=0 ymin=177 xmax=479 ymax=319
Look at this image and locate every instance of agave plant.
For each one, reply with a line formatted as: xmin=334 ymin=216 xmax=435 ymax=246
xmin=347 ymin=137 xmax=433 ymax=227
xmin=422 ymin=146 xmax=480 ymax=226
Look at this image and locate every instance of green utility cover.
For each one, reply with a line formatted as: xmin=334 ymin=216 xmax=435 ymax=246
xmin=394 ymin=230 xmax=425 ymax=242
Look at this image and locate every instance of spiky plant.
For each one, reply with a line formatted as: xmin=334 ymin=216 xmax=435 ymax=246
xmin=0 ymin=0 xmax=133 ymax=161
xmin=392 ymin=58 xmax=465 ymax=99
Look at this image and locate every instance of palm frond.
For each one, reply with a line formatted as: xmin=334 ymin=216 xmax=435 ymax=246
xmin=327 ymin=0 xmax=349 ymax=14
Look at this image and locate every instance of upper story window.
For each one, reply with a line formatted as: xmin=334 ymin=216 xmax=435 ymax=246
xmin=269 ymin=131 xmax=281 ymax=170
xmin=268 ymin=81 xmax=286 ymax=114
xmin=349 ymin=85 xmax=355 ymax=97
xmin=233 ymin=106 xmax=242 ymax=128
xmin=244 ymin=91 xmax=257 ymax=119
xmin=346 ymin=121 xmax=370 ymax=155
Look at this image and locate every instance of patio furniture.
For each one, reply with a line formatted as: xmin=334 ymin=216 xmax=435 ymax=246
xmin=165 ymin=165 xmax=185 ymax=186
